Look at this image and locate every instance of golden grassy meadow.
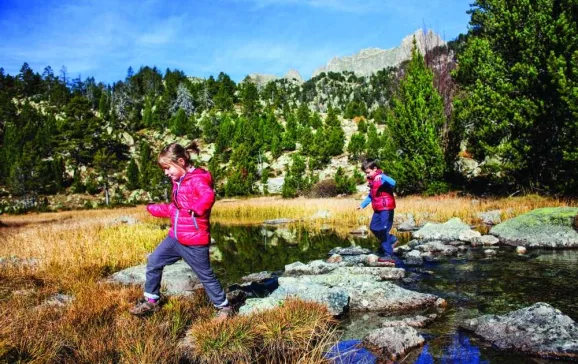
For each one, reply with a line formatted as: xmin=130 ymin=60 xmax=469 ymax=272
xmin=0 ymin=194 xmax=574 ymax=363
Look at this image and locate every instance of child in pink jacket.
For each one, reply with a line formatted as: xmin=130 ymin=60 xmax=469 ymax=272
xmin=129 ymin=142 xmax=231 ymax=320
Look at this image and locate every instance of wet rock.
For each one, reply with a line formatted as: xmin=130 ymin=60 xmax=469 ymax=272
xmin=415 ymin=241 xmax=459 ymax=256
xmin=484 ymin=249 xmax=497 ymax=257
xmin=490 ymin=207 xmax=578 ymax=248
xmin=471 ymin=235 xmax=500 ymax=246
xmin=460 ymin=302 xmax=578 ymax=360
xmin=241 ymin=281 xmax=350 ymax=316
xmin=281 ymin=274 xmax=439 ymax=312
xmin=326 ymin=254 xmax=343 ymax=263
xmin=381 ymin=314 xmax=438 ymax=328
xmin=404 ymin=250 xmax=424 ymax=266
xmin=329 ymin=246 xmax=372 ymax=255
xmin=284 ymin=260 xmax=339 ymax=275
xmin=241 ymin=271 xmax=274 ymax=283
xmin=413 ymin=218 xmax=481 ymax=243
xmin=363 ymin=326 xmax=425 ymax=361
xmin=106 ymin=260 xmax=201 ymax=295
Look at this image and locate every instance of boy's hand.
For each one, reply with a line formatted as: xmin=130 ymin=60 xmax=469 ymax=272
xmin=375 ymin=175 xmax=383 ymax=181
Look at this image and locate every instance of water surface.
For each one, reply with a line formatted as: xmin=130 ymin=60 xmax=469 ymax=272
xmin=210 ymin=223 xmax=578 ymax=363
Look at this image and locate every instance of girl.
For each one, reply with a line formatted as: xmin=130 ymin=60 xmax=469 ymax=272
xmin=130 ymin=142 xmax=231 ymax=319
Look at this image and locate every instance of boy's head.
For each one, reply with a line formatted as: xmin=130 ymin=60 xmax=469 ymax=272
xmin=361 ymin=159 xmax=380 ymax=179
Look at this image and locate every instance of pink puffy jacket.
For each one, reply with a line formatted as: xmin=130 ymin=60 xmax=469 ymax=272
xmin=147 ymin=168 xmax=215 ymax=246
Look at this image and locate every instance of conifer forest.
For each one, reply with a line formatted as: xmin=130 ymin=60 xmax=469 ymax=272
xmin=1 ymin=0 xmax=577 ymax=213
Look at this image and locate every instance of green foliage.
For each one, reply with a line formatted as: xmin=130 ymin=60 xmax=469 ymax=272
xmin=453 ymin=0 xmax=578 ymax=195
xmin=347 ymin=133 xmax=366 ymax=161
xmin=281 ymin=154 xmax=310 ymax=198
xmin=386 ymin=40 xmax=447 ymax=194
xmin=126 ymin=158 xmax=140 ymax=190
xmin=334 ymin=167 xmax=356 ymax=195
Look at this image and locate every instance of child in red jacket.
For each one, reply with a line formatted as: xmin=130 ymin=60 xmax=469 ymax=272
xmin=357 ymin=159 xmax=397 ymax=263
xmin=130 ymin=142 xmax=231 ymax=320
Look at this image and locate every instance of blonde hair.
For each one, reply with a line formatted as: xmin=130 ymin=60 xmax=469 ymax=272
xmin=157 ymin=141 xmax=200 ymax=168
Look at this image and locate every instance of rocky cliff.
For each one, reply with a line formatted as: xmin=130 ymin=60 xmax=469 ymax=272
xmin=312 ymin=29 xmax=446 ymax=77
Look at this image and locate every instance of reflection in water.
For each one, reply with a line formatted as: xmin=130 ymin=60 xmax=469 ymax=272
xmin=415 ymin=333 xmax=489 ymax=364
xmin=210 ymin=224 xmax=578 ymax=363
xmin=210 ymin=223 xmax=378 ymax=286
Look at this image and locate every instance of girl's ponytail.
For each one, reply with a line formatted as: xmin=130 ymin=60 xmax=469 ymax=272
xmin=185 ymin=141 xmax=200 ymax=158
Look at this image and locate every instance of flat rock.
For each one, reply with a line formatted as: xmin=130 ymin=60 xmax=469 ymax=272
xmin=490 ymin=207 xmax=578 ymax=248
xmin=460 ymin=302 xmax=578 ymax=359
xmin=363 ymin=326 xmax=425 ymax=361
xmin=412 ymin=218 xmax=481 ymax=242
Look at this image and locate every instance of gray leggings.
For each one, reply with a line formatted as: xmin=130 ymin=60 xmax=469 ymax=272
xmin=144 ymin=236 xmax=228 ymax=307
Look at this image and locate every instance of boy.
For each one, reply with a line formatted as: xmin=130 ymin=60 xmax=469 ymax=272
xmin=357 ymin=159 xmax=397 ymax=263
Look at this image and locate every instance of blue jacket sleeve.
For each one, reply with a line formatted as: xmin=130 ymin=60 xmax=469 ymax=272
xmin=360 ymin=195 xmax=372 ymax=209
xmin=380 ymin=174 xmax=396 ymax=187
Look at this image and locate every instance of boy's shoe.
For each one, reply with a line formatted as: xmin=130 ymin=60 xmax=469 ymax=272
xmin=377 ymin=255 xmax=396 ymax=264
xmin=129 ymin=297 xmax=160 ymax=316
xmin=214 ymin=305 xmax=234 ymax=323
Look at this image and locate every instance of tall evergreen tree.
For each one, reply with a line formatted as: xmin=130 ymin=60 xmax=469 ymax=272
xmin=387 ymin=40 xmax=447 ymax=194
xmin=453 ymin=0 xmax=578 ymax=195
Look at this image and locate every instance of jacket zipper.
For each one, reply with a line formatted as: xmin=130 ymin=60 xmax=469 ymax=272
xmin=174 ymin=177 xmax=183 ymax=239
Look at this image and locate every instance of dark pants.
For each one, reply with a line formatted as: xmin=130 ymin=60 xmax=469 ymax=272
xmin=370 ymin=209 xmax=395 ymax=256
xmin=144 ymin=236 xmax=228 ymax=307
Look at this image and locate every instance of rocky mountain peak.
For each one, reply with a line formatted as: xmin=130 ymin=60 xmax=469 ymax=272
xmin=312 ymin=29 xmax=446 ymax=78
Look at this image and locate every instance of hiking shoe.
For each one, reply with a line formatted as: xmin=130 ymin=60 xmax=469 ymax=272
xmin=214 ymin=306 xmax=234 ymax=323
xmin=378 ymin=255 xmax=396 ymax=264
xmin=129 ymin=297 xmax=160 ymax=316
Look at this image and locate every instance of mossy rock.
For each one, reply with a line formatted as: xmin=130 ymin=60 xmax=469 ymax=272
xmin=490 ymin=207 xmax=578 ymax=248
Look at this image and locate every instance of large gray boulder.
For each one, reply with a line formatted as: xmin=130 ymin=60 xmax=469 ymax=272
xmin=460 ymin=302 xmax=578 ymax=360
xmin=363 ymin=326 xmax=425 ymax=361
xmin=490 ymin=207 xmax=578 ymax=248
xmin=412 ymin=218 xmax=481 ymax=243
xmin=239 ymin=281 xmax=350 ymax=316
xmin=106 ymin=260 xmax=201 ymax=295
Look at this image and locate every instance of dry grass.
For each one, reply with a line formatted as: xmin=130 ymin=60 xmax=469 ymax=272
xmin=0 ymin=194 xmax=574 ymax=363
xmin=211 ymin=193 xmax=575 ymax=235
xmin=185 ymin=299 xmax=338 ymax=363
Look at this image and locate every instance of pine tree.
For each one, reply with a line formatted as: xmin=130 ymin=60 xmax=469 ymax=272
xmin=126 ymin=158 xmax=140 ymax=190
xmin=388 ymin=39 xmax=447 ymax=194
xmin=347 ymin=133 xmax=366 ymax=161
xmin=453 ymin=0 xmax=578 ymax=195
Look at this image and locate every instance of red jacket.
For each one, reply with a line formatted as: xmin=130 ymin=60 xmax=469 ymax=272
xmin=147 ymin=168 xmax=215 ymax=246
xmin=368 ymin=169 xmax=396 ymax=211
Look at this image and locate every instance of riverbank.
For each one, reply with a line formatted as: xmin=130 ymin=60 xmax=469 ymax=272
xmin=1 ymin=194 xmax=576 ymax=362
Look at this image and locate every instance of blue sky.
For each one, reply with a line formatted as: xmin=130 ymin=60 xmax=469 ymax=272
xmin=0 ymin=0 xmax=472 ymax=84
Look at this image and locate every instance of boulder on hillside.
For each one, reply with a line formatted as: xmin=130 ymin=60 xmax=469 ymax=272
xmin=490 ymin=207 xmax=578 ymax=248
xmin=460 ymin=302 xmax=578 ymax=360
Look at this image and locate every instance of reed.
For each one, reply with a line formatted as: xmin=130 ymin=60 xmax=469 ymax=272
xmin=211 ymin=194 xmax=573 ymax=236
